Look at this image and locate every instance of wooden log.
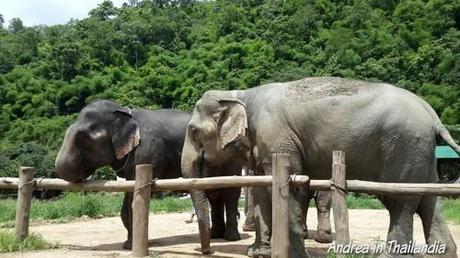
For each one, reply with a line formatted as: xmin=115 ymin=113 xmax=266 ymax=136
xmin=36 ymin=179 xmax=134 ymax=192
xmin=1 ymin=176 xmax=460 ymax=196
xmin=271 ymin=153 xmax=290 ymax=258
xmin=0 ymin=177 xmax=20 ymax=189
xmin=331 ymin=151 xmax=350 ymax=256
xmin=132 ymin=164 xmax=153 ymax=257
xmin=0 ymin=176 xmax=310 ymax=192
xmin=345 ymin=180 xmax=460 ymax=196
xmin=15 ymin=167 xmax=35 ymax=240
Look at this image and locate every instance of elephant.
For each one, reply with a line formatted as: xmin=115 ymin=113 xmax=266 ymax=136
xmin=55 ymin=99 xmax=242 ymax=250
xmin=180 ymin=77 xmax=460 ymax=257
xmin=243 ymin=169 xmax=333 ymax=244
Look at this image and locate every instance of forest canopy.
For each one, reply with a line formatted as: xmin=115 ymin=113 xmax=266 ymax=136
xmin=0 ymin=0 xmax=459 ymax=178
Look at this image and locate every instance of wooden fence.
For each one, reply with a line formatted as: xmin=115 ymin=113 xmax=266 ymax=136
xmin=1 ymin=151 xmax=460 ymax=257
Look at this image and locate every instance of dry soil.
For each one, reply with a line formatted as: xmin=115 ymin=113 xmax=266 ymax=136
xmin=1 ymin=209 xmax=459 ymax=258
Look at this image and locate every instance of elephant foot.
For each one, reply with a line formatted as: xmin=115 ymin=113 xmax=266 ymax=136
xmin=211 ymin=227 xmax=225 ymax=239
xmin=247 ymin=242 xmax=271 ymax=258
xmin=290 ymin=248 xmax=310 ymax=258
xmin=224 ymin=229 xmax=241 ymax=241
xmin=315 ymin=230 xmax=332 ymax=243
xmin=243 ymin=221 xmax=256 ymax=232
xmin=122 ymin=239 xmax=132 ymax=250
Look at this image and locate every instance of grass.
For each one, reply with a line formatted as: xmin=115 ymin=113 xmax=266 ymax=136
xmin=442 ymin=198 xmax=460 ymax=224
xmin=0 ymin=193 xmax=458 ymax=228
xmin=0 ymin=192 xmax=123 ymax=226
xmin=345 ymin=194 xmax=384 ymax=209
xmin=307 ymin=194 xmax=384 ymax=209
xmin=0 ymin=230 xmax=57 ymax=252
xmin=0 ymin=193 xmax=194 ymax=227
xmin=150 ymin=196 xmax=192 ymax=213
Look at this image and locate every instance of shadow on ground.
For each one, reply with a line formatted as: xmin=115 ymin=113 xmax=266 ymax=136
xmin=62 ymin=232 xmax=253 ymax=252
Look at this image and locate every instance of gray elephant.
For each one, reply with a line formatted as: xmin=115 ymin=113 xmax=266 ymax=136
xmin=181 ymin=77 xmax=459 ymax=257
xmin=55 ymin=100 xmax=242 ymax=250
xmin=243 ymin=169 xmax=333 ymax=244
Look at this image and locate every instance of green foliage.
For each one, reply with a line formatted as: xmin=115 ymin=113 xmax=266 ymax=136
xmin=0 ymin=230 xmax=57 ymax=252
xmin=0 ymin=143 xmax=57 ymax=179
xmin=0 ymin=0 xmax=459 ymax=176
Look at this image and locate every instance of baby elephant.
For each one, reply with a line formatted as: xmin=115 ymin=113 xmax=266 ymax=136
xmin=55 ymin=100 xmax=242 ymax=249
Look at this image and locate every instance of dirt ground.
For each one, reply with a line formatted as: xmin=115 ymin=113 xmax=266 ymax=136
xmin=2 ymin=209 xmax=459 ymax=258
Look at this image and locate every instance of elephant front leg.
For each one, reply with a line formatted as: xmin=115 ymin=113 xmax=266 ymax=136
xmin=121 ymin=192 xmax=133 ymax=250
xmin=223 ymin=188 xmax=241 ymax=241
xmin=315 ymin=190 xmax=332 ymax=243
xmin=207 ymin=191 xmax=225 ymax=239
xmin=247 ymin=185 xmax=272 ymax=258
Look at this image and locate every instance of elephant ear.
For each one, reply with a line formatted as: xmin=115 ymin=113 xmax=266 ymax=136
xmin=112 ymin=108 xmax=141 ymax=160
xmin=217 ymin=99 xmax=247 ymax=149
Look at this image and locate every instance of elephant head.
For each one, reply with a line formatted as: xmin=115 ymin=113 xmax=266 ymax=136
xmin=55 ymin=100 xmax=140 ymax=182
xmin=181 ymin=90 xmax=249 ymax=253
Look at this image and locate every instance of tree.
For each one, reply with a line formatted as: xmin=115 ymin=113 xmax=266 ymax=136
xmin=0 ymin=0 xmax=459 ymax=162
xmin=8 ymin=17 xmax=23 ymax=32
xmin=89 ymin=0 xmax=117 ymax=20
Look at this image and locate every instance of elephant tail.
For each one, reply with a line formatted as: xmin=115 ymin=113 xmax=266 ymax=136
xmin=436 ymin=124 xmax=460 ymax=155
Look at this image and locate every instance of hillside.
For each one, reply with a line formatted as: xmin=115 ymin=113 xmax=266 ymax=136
xmin=0 ymin=0 xmax=459 ymax=178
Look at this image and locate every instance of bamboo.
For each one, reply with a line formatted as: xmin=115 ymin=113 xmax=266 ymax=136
xmin=331 ymin=151 xmax=350 ymax=255
xmin=132 ymin=164 xmax=152 ymax=257
xmin=271 ymin=154 xmax=290 ymax=258
xmin=14 ymin=167 xmax=35 ymax=240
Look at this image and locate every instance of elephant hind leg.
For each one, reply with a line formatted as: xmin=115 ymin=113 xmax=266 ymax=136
xmin=380 ymin=195 xmax=421 ymax=257
xmin=314 ymin=190 xmax=332 ymax=243
xmin=121 ymin=192 xmax=133 ymax=250
xmin=416 ymin=196 xmax=457 ymax=257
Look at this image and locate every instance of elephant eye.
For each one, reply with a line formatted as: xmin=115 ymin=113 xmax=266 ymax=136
xmin=212 ymin=107 xmax=227 ymax=123
xmin=189 ymin=125 xmax=198 ymax=138
xmin=75 ymin=129 xmax=90 ymax=143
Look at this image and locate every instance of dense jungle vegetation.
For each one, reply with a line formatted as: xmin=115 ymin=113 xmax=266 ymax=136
xmin=0 ymin=0 xmax=459 ymax=179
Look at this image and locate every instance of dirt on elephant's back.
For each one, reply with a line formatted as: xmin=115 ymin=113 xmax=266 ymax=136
xmin=1 ymin=209 xmax=459 ymax=258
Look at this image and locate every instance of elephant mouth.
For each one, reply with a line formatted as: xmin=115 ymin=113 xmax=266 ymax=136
xmin=57 ymin=167 xmax=94 ymax=183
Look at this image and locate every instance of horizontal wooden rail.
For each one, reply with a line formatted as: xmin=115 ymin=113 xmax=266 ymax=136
xmin=0 ymin=175 xmax=311 ymax=192
xmin=1 ymin=176 xmax=459 ymax=196
xmin=346 ymin=180 xmax=460 ymax=196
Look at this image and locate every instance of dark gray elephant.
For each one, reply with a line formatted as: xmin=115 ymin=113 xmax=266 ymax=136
xmin=181 ymin=77 xmax=459 ymax=257
xmin=55 ymin=100 xmax=241 ymax=250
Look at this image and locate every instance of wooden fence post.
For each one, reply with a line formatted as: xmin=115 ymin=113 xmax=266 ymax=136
xmin=271 ymin=153 xmax=290 ymax=258
xmin=15 ymin=167 xmax=35 ymax=240
xmin=331 ymin=151 xmax=350 ymax=255
xmin=132 ymin=164 xmax=153 ymax=257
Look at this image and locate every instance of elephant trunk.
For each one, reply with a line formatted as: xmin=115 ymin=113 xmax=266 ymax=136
xmin=190 ymin=189 xmax=211 ymax=254
xmin=181 ymin=131 xmax=211 ymax=254
xmin=55 ymin=126 xmax=92 ymax=182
